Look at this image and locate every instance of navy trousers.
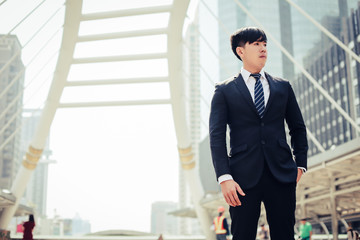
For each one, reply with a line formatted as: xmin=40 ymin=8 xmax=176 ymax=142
xmin=229 ymin=162 xmax=296 ymax=240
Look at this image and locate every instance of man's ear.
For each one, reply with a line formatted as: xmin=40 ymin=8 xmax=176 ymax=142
xmin=236 ymin=46 xmax=243 ymax=57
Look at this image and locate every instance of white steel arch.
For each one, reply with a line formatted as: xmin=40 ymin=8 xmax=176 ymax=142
xmin=0 ymin=0 xmax=83 ymax=229
xmin=167 ymin=1 xmax=215 ymax=239
xmin=0 ymin=0 xmax=214 ymax=238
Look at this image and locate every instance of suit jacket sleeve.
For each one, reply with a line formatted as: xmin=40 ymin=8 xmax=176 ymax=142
xmin=209 ymin=85 xmax=230 ymax=180
xmin=285 ymin=82 xmax=308 ymax=169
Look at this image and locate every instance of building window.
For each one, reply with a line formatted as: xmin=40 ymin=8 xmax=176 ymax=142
xmin=346 ymin=131 xmax=351 ymax=138
xmin=340 ymin=61 xmax=345 ymax=68
xmin=339 ymin=134 xmax=344 ymax=140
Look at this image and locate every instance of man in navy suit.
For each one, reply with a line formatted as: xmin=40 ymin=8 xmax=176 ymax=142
xmin=209 ymin=27 xmax=308 ymax=239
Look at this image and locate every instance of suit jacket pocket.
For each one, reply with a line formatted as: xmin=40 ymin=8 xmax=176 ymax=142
xmin=229 ymin=144 xmax=247 ymax=157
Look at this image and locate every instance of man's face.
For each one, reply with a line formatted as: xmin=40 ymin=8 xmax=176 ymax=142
xmin=236 ymin=40 xmax=267 ymax=73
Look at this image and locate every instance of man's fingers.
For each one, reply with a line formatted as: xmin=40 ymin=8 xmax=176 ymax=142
xmin=223 ymin=191 xmax=233 ymax=206
xmin=236 ymin=184 xmax=245 ymax=196
xmin=231 ymin=189 xmax=242 ymax=206
xmin=225 ymin=185 xmax=241 ymax=206
xmin=228 ymin=191 xmax=240 ymax=206
xmin=224 ymin=195 xmax=234 ymax=207
xmin=220 ymin=180 xmax=244 ymax=206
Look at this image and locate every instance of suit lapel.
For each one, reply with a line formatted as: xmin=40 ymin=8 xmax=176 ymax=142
xmin=263 ymin=72 xmax=275 ymax=117
xmin=233 ymin=73 xmax=259 ymax=116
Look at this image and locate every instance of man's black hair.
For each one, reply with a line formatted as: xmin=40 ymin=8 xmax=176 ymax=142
xmin=230 ymin=27 xmax=267 ymax=61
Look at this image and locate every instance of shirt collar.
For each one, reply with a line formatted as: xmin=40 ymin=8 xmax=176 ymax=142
xmin=241 ymin=68 xmax=265 ymax=83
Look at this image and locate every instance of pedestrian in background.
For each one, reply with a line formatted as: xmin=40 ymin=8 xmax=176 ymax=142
xmin=258 ymin=224 xmax=269 ymax=239
xmin=298 ymin=218 xmax=312 ymax=240
xmin=213 ymin=206 xmax=230 ymax=240
xmin=347 ymin=226 xmax=360 ymax=240
xmin=22 ymin=214 xmax=35 ymax=240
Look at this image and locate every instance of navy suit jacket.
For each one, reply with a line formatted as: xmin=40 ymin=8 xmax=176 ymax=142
xmin=209 ymin=72 xmax=308 ymax=189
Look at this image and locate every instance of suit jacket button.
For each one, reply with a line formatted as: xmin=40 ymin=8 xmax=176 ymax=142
xmin=261 ymin=122 xmax=265 ymax=126
xmin=261 ymin=140 xmax=265 ymax=144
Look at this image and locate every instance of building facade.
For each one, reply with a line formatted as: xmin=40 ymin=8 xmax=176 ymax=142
xmin=0 ymin=35 xmax=24 ymax=190
xmin=293 ymin=2 xmax=360 ymax=156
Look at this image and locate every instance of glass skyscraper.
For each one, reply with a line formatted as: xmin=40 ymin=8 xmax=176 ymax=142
xmin=293 ymin=1 xmax=360 ymax=156
xmin=0 ymin=35 xmax=24 ymax=190
xmin=216 ymin=0 xmax=360 ymax=157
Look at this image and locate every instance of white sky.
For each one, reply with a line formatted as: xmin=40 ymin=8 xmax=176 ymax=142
xmin=0 ymin=0 xmax=182 ymax=233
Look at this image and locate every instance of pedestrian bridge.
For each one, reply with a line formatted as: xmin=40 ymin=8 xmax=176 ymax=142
xmin=0 ymin=0 xmax=360 ymax=240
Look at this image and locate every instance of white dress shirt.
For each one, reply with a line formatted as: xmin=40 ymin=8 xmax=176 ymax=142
xmin=242 ymin=68 xmax=270 ymax=106
xmin=218 ymin=68 xmax=305 ymax=184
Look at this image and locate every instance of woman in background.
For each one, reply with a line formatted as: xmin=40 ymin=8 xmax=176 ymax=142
xmin=22 ymin=214 xmax=35 ymax=240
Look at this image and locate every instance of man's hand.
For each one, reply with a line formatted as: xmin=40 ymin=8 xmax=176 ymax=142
xmin=296 ymin=168 xmax=303 ymax=183
xmin=220 ymin=179 xmax=245 ymax=207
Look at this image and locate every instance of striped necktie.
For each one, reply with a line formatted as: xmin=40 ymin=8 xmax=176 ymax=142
xmin=251 ymin=73 xmax=265 ymax=118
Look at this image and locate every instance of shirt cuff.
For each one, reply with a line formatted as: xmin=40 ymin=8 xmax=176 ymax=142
xmin=298 ymin=167 xmax=307 ymax=173
xmin=218 ymin=174 xmax=233 ymax=184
